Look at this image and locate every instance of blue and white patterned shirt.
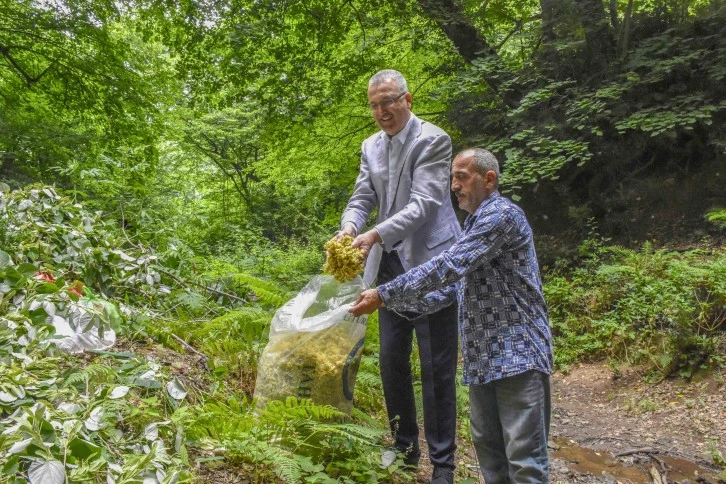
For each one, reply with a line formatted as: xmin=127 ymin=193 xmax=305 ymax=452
xmin=378 ymin=191 xmax=554 ymax=386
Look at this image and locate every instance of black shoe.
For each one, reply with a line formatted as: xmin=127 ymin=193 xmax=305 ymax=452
xmin=402 ymin=450 xmax=420 ymax=469
xmin=430 ymin=466 xmax=454 ymax=484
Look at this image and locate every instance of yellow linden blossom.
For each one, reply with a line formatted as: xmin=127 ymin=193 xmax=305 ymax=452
xmin=323 ymin=235 xmax=363 ymax=283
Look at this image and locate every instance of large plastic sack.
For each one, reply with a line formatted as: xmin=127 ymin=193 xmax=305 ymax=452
xmin=254 ymin=275 xmax=368 ymax=414
xmin=50 ymin=292 xmax=121 ymax=353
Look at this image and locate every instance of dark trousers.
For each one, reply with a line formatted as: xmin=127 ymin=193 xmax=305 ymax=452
xmin=377 ymin=251 xmax=459 ymax=469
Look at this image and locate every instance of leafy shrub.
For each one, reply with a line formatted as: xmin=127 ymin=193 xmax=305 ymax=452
xmin=545 ymin=241 xmax=726 ymax=378
xmin=0 ymin=184 xmax=400 ymax=482
xmin=706 ymin=208 xmax=726 ymax=231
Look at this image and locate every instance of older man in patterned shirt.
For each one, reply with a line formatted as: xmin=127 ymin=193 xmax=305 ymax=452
xmin=350 ymin=148 xmax=554 ymax=483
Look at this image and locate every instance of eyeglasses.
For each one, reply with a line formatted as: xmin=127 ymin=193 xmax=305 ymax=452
xmin=368 ymin=91 xmax=408 ymax=111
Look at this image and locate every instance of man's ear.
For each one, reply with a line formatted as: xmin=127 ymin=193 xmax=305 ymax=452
xmin=486 ymin=170 xmax=497 ymax=186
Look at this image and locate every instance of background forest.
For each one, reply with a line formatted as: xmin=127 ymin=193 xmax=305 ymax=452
xmin=1 ymin=0 xmax=725 ymax=482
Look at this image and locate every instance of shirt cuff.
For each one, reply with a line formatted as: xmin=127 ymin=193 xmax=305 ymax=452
xmin=377 ymin=283 xmax=396 ymax=304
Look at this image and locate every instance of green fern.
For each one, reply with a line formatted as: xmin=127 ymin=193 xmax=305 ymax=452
xmin=63 ymin=363 xmax=118 ymax=390
xmin=200 ymin=339 xmax=261 ymax=381
xmin=201 ymin=339 xmax=255 ymax=361
xmin=312 ymin=422 xmax=386 ymax=446
xmin=187 ymin=400 xmax=257 ymax=441
xmin=193 ymin=307 xmax=270 ymax=343
xmin=260 ymin=397 xmax=344 ymax=423
xmin=224 ymin=436 xmax=302 ymax=483
xmin=706 ymin=208 xmax=726 ymax=230
xmin=234 ymin=273 xmax=290 ymax=308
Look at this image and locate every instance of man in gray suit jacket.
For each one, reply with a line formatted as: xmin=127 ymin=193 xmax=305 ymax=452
xmin=335 ymin=69 xmax=460 ymax=484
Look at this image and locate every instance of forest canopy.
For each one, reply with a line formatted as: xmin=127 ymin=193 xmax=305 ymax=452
xmin=2 ymin=0 xmax=724 ymax=251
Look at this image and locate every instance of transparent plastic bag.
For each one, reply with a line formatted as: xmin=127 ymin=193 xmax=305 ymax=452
xmin=253 ymin=275 xmax=367 ymax=413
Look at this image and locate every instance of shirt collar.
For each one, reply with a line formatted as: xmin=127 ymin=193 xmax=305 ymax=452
xmin=387 ymin=114 xmax=414 ymax=146
xmin=464 ymin=191 xmax=501 ymax=230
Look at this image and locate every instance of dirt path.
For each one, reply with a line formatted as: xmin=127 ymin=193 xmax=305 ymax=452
xmin=426 ymin=363 xmax=725 ymax=483
xmin=548 ymin=364 xmax=725 ymax=483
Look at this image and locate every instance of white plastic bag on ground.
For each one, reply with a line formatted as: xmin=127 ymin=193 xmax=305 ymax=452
xmin=51 ymin=296 xmax=120 ymax=353
xmin=254 ymin=275 xmax=368 ymax=413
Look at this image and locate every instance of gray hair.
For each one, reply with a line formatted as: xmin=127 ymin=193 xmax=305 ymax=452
xmin=457 ymin=148 xmax=500 ymax=187
xmin=368 ymin=69 xmax=408 ymax=93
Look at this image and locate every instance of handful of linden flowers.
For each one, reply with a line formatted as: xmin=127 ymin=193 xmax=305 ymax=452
xmin=323 ymin=235 xmax=364 ymax=283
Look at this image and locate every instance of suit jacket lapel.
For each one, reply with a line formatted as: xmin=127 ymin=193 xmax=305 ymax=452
xmin=387 ymin=116 xmax=422 ymax=214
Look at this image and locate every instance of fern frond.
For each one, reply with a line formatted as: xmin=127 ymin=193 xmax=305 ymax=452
xmin=596 ymin=264 xmax=635 ymax=277
xmin=312 ymin=422 xmax=386 ymax=446
xmin=224 ymin=436 xmax=303 ymax=483
xmin=603 ymin=245 xmax=636 ymax=260
xmin=261 ymin=397 xmax=345 ymax=422
xmin=63 ymin=363 xmax=117 ymax=389
xmin=194 ymin=307 xmax=270 ymax=343
xmin=349 ymin=408 xmax=383 ymax=429
xmin=234 ymin=273 xmax=290 ymax=308
xmin=187 ymin=400 xmax=256 ymax=440
xmin=200 ymin=339 xmax=254 ymax=360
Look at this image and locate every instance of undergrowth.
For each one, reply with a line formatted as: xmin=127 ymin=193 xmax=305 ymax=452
xmin=545 ymin=239 xmax=726 ymax=380
xmin=3 ymin=183 xmax=724 ymax=482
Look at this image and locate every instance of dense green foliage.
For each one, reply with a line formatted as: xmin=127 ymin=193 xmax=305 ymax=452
xmin=3 ymin=0 xmax=724 ymax=245
xmin=0 ymin=185 xmax=405 ymax=482
xmin=2 ymin=0 xmax=725 ymax=481
xmin=546 ymin=240 xmax=725 ymax=378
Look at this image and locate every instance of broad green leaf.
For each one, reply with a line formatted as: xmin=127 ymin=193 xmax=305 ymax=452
xmin=57 ymin=403 xmax=82 ymax=414
xmin=28 ymin=459 xmax=65 ymax=484
xmin=0 ymin=251 xmax=11 ymax=269
xmin=108 ymin=386 xmax=130 ymax=399
xmin=8 ymin=437 xmax=34 ymax=454
xmin=143 ymin=422 xmax=159 ymax=441
xmin=67 ymin=438 xmax=101 ymax=460
xmin=134 ymin=371 xmax=160 ymax=389
xmin=0 ymin=389 xmax=18 ymax=403
xmin=41 ymin=301 xmax=56 ymax=317
xmin=16 ymin=263 xmax=39 ymax=276
xmin=166 ymin=379 xmax=187 ymax=400
xmin=84 ymin=406 xmax=104 ymax=431
xmin=36 ymin=283 xmax=59 ymax=294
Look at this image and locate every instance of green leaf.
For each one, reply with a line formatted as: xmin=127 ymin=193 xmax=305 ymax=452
xmin=1 ymin=455 xmax=20 ymax=475
xmin=166 ymin=378 xmax=187 ymax=400
xmin=35 ymin=283 xmax=59 ymax=294
xmin=108 ymin=386 xmax=130 ymax=399
xmin=28 ymin=460 xmax=65 ymax=484
xmin=0 ymin=251 xmax=11 ymax=269
xmin=67 ymin=438 xmax=101 ymax=460
xmin=84 ymin=406 xmax=104 ymax=431
xmin=7 ymin=438 xmax=34 ymax=454
xmin=17 ymin=263 xmax=39 ymax=276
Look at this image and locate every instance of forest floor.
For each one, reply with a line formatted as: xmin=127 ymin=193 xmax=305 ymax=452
xmin=416 ymin=363 xmax=725 ymax=484
xmin=137 ymin=339 xmax=725 ymax=483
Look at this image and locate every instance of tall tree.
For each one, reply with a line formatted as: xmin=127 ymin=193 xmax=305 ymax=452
xmin=0 ymin=0 xmax=175 ymax=189
xmin=416 ymin=0 xmax=520 ymax=107
xmin=574 ymin=0 xmax=615 ymax=74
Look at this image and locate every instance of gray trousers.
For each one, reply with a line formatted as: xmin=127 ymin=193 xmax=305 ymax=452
xmin=469 ymin=370 xmax=551 ymax=483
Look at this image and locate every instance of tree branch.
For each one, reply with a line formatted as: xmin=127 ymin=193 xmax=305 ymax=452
xmin=156 ymin=266 xmax=248 ymax=304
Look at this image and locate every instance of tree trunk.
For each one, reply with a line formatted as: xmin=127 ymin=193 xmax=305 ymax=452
xmin=608 ymin=0 xmax=619 ymax=29
xmin=416 ymin=0 xmax=520 ymax=108
xmin=617 ymin=0 xmax=634 ymax=59
xmin=573 ymin=0 xmax=615 ymax=74
xmin=540 ymin=0 xmax=558 ymax=43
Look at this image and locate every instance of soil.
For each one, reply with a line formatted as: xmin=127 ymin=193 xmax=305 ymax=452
xmin=414 ymin=363 xmax=726 ymax=484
